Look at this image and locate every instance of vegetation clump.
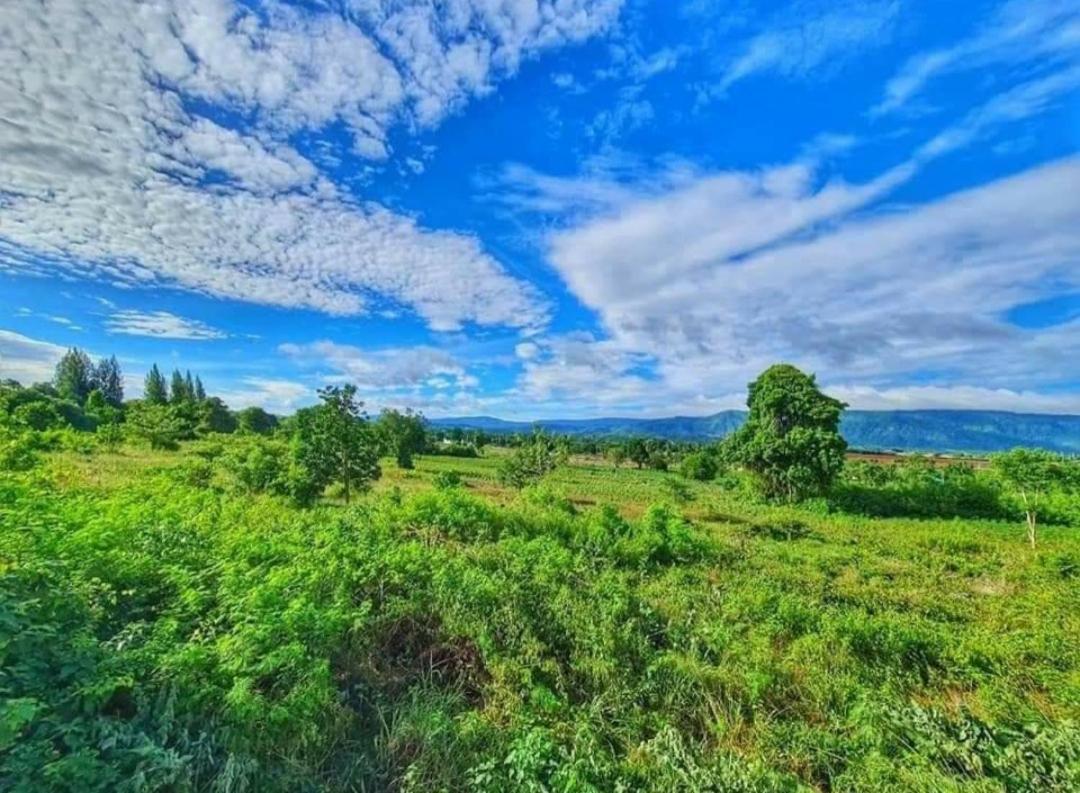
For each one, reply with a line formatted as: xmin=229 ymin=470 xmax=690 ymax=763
xmin=1 ymin=357 xmax=1079 ymax=791
xmin=726 ymin=364 xmax=847 ymax=501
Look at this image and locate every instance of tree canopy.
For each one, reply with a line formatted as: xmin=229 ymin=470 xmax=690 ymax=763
xmin=729 ymin=364 xmax=847 ymax=501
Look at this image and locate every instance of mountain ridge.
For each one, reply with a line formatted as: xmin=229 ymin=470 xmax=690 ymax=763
xmin=429 ymin=409 xmax=1080 ymax=454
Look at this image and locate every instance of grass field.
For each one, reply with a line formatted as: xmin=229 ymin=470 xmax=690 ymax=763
xmin=3 ymin=442 xmax=1079 ymax=791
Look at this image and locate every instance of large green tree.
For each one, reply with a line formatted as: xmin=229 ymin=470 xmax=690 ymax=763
xmin=170 ymin=369 xmax=189 ymax=404
xmin=294 ymin=385 xmax=380 ymax=504
xmin=377 ymin=408 xmax=427 ymax=469
xmin=53 ymin=348 xmax=93 ymax=404
xmin=730 ymin=364 xmax=847 ymax=501
xmin=92 ymin=356 xmax=124 ymax=406
xmin=144 ymin=365 xmax=168 ymax=405
xmin=236 ymin=406 xmax=277 ymax=435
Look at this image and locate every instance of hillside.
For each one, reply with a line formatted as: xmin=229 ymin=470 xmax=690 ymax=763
xmin=431 ymin=409 xmax=1080 ymax=453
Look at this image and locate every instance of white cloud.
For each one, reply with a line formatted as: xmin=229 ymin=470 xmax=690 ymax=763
xmin=0 ymin=330 xmax=68 ymax=384
xmin=0 ymin=0 xmax=621 ymax=329
xmin=215 ymin=377 xmax=312 ymax=414
xmin=827 ymin=384 xmax=1080 ymax=415
xmin=874 ymin=0 xmax=1080 ymax=116
xmin=279 ymin=339 xmax=476 ymax=392
xmin=917 ymin=65 xmax=1080 ymax=159
xmin=538 ymin=155 xmax=1080 ymax=412
xmin=105 ymin=310 xmax=228 ymax=340
xmin=713 ymin=0 xmax=900 ymax=95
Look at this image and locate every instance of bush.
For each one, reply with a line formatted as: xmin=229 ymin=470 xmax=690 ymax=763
xmin=433 ymin=470 xmax=464 ymax=490
xmin=497 ymin=434 xmax=564 ymax=489
xmin=430 ymin=442 xmax=479 ymax=458
xmin=0 ymin=431 xmax=40 ymax=471
xmin=677 ymin=450 xmax=718 ymax=481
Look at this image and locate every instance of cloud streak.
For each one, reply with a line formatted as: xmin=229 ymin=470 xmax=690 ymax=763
xmin=105 ymin=310 xmax=228 ymax=340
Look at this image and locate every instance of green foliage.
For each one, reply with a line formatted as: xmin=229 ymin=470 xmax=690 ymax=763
xmin=0 ymin=430 xmax=41 ymax=471
xmin=992 ymin=448 xmax=1079 ymax=547
xmin=833 ymin=458 xmax=1005 ymax=519
xmin=430 ymin=441 xmax=479 ymax=458
xmin=377 ymin=408 xmax=427 ymax=469
xmin=730 ymin=364 xmax=847 ymax=501
xmin=11 ymin=400 xmax=67 ymax=431
xmin=497 ymin=431 xmax=565 ymax=488
xmin=124 ymin=401 xmax=184 ymax=450
xmin=433 ymin=469 xmax=464 ymax=490
xmin=235 ymin=405 xmax=278 ymax=435
xmin=2 ymin=443 xmax=1080 ymax=792
xmin=196 ymin=396 xmax=237 ymax=435
xmin=53 ymin=347 xmax=94 ymax=404
xmin=92 ymin=355 xmax=124 ymax=406
xmin=143 ymin=364 xmax=168 ymax=405
xmin=660 ymin=475 xmax=695 ymax=504
xmin=292 ymin=385 xmax=380 ymax=503
xmin=678 ymin=449 xmax=719 ymax=481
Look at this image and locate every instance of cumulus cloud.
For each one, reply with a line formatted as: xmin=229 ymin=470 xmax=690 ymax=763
xmin=215 ymin=377 xmax=313 ymax=414
xmin=0 ymin=0 xmax=621 ymax=329
xmin=0 ymin=330 xmax=68 ymax=384
xmin=105 ymin=310 xmax=228 ymax=340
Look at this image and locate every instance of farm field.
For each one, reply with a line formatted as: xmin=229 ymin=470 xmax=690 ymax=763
xmin=3 ymin=440 xmax=1079 ymax=791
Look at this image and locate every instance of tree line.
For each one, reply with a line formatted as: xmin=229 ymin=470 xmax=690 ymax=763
xmin=4 ymin=351 xmax=1077 ymax=546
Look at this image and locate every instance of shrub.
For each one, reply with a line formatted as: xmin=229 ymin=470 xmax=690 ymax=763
xmin=0 ymin=431 xmax=40 ymax=471
xmin=433 ymin=469 xmax=464 ymax=490
xmin=677 ymin=450 xmax=718 ymax=481
xmin=497 ymin=433 xmax=564 ymax=489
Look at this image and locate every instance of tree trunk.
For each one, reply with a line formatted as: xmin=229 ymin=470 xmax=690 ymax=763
xmin=342 ymin=450 xmax=351 ymax=504
xmin=1020 ymin=490 xmax=1035 ymax=548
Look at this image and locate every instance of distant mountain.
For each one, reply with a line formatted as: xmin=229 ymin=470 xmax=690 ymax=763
xmin=429 ymin=410 xmax=1080 ymax=454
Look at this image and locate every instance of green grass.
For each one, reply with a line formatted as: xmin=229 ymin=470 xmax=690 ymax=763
xmin=2 ymin=443 xmax=1078 ymax=791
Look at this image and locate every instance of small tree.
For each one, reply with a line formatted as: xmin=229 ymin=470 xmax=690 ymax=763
xmin=625 ymin=438 xmax=651 ymax=469
xmin=126 ymin=402 xmax=184 ymax=450
xmin=729 ymin=364 xmax=847 ymax=501
xmin=991 ymin=448 xmax=1078 ymax=548
xmin=53 ymin=348 xmax=93 ymax=404
xmin=377 ymin=408 xmax=427 ymax=469
xmin=144 ymin=365 xmax=168 ymax=405
xmin=294 ymin=385 xmax=380 ymax=504
xmin=497 ymin=431 xmax=565 ymax=489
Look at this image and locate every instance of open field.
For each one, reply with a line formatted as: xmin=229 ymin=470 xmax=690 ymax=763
xmin=3 ymin=441 xmax=1079 ymax=791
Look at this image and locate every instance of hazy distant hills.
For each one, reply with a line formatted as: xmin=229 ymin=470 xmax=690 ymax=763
xmin=430 ymin=410 xmax=1080 ymax=454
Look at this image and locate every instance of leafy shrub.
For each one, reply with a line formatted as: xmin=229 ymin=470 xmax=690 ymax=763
xmin=497 ymin=433 xmax=564 ymax=489
xmin=433 ymin=469 xmax=464 ymax=490
xmin=430 ymin=442 xmax=479 ymax=458
xmin=677 ymin=450 xmax=718 ymax=481
xmin=0 ymin=431 xmax=40 ymax=471
xmin=660 ymin=476 xmax=695 ymax=504
xmin=831 ymin=459 xmax=1006 ymax=519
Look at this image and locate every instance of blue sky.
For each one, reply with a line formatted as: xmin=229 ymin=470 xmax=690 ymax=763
xmin=1 ymin=0 xmax=1078 ymax=417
